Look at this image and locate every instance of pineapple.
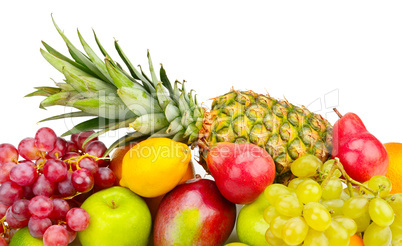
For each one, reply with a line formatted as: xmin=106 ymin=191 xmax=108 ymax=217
xmin=28 ymin=19 xmax=332 ymax=180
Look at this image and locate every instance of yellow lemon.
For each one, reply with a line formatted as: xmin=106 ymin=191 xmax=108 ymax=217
xmin=120 ymin=138 xmax=191 ymax=198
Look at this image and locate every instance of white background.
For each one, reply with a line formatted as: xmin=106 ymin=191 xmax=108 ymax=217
xmin=1 ymin=1 xmax=402 ymax=147
xmin=1 ymin=0 xmax=402 ymax=244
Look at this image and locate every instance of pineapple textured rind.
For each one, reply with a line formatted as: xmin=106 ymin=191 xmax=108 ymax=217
xmin=200 ymin=90 xmax=333 ymax=176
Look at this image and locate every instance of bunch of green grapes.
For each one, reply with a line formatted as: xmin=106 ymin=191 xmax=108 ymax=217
xmin=263 ymin=154 xmax=402 ymax=246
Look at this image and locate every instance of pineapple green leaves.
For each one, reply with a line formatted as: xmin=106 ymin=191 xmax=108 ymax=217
xmin=27 ymin=17 xmax=204 ymax=155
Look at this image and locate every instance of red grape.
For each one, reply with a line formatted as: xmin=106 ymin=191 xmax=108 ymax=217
xmin=62 ymin=152 xmax=80 ymax=161
xmin=0 ymin=181 xmax=23 ymax=205
xmin=43 ymin=159 xmax=67 ymax=183
xmin=11 ymin=199 xmax=31 ymax=221
xmin=78 ymin=157 xmax=98 ymax=174
xmin=94 ymin=167 xmax=115 ymax=189
xmin=22 ymin=185 xmax=35 ymax=199
xmin=47 ymin=137 xmax=67 ymax=159
xmin=18 ymin=138 xmax=43 ymax=161
xmin=71 ymin=169 xmax=94 ymax=193
xmin=77 ymin=131 xmax=97 ymax=151
xmin=35 ymin=127 xmax=57 ymax=152
xmin=28 ymin=195 xmax=53 ymax=218
xmin=43 ymin=225 xmax=69 ymax=246
xmin=85 ymin=141 xmax=106 ymax=158
xmin=61 ymin=224 xmax=77 ymax=244
xmin=5 ymin=207 xmax=29 ymax=228
xmin=0 ymin=162 xmax=16 ymax=184
xmin=57 ymin=171 xmax=76 ymax=197
xmin=32 ymin=175 xmax=55 ymax=197
xmin=9 ymin=162 xmax=38 ymax=186
xmin=97 ymin=158 xmax=110 ymax=168
xmin=70 ymin=133 xmax=80 ymax=145
xmin=28 ymin=216 xmax=52 ymax=239
xmin=0 ymin=202 xmax=10 ymax=218
xmin=66 ymin=208 xmax=90 ymax=231
xmin=66 ymin=141 xmax=79 ymax=153
xmin=0 ymin=236 xmax=6 ymax=246
xmin=0 ymin=143 xmax=18 ymax=164
xmin=49 ymin=198 xmax=69 ymax=220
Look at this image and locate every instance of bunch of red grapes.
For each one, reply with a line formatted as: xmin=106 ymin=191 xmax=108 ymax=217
xmin=0 ymin=128 xmax=116 ymax=246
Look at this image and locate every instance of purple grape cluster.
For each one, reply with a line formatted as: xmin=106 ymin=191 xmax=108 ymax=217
xmin=0 ymin=128 xmax=116 ymax=245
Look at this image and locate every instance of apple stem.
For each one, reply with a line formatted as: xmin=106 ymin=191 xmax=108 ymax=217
xmin=111 ymin=200 xmax=116 ymax=209
xmin=333 ymin=108 xmax=343 ymax=118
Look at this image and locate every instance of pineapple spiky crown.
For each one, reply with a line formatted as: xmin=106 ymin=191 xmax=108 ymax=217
xmin=27 ymin=17 xmax=205 ymax=156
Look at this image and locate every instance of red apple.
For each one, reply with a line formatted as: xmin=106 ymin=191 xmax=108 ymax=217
xmin=206 ymin=142 xmax=276 ymax=204
xmin=332 ymin=112 xmax=388 ymax=182
xmin=153 ymin=178 xmax=236 ymax=246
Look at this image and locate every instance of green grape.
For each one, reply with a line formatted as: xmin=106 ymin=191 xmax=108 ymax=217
xmin=303 ymin=202 xmax=331 ymax=231
xmin=369 ymin=197 xmax=395 ymax=227
xmin=387 ymin=193 xmax=402 ymax=218
xmin=322 ymin=159 xmax=342 ymax=178
xmin=342 ymin=196 xmax=369 ymax=219
xmin=363 ymin=222 xmax=392 ymax=246
xmin=321 ymin=177 xmax=343 ymax=200
xmin=270 ymin=215 xmax=290 ymax=238
xmin=324 ymin=220 xmax=350 ymax=246
xmin=290 ymin=154 xmax=322 ymax=178
xmin=320 ymin=199 xmax=344 ymax=216
xmin=281 ymin=217 xmax=309 ymax=245
xmin=274 ymin=194 xmax=303 ymax=217
xmin=265 ymin=228 xmax=285 ymax=246
xmin=340 ymin=187 xmax=360 ymax=201
xmin=264 ymin=184 xmax=292 ymax=204
xmin=354 ymin=211 xmax=371 ymax=232
xmin=368 ymin=175 xmax=392 ymax=198
xmin=390 ymin=215 xmax=402 ymax=244
xmin=263 ymin=205 xmax=279 ymax=224
xmin=303 ymin=229 xmax=329 ymax=246
xmin=287 ymin=177 xmax=308 ymax=190
xmin=332 ymin=216 xmax=357 ymax=237
xmin=296 ymin=179 xmax=322 ymax=204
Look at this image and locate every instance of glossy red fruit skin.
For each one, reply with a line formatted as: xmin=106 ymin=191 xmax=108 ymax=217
xmin=206 ymin=142 xmax=276 ymax=204
xmin=332 ymin=112 xmax=389 ymax=182
xmin=154 ymin=178 xmax=236 ymax=246
xmin=0 ymin=143 xmax=18 ymax=164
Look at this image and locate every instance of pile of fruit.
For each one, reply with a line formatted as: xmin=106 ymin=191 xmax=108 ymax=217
xmin=263 ymin=155 xmax=399 ymax=246
xmin=1 ymin=18 xmax=402 ymax=246
xmin=0 ymin=128 xmax=116 ymax=245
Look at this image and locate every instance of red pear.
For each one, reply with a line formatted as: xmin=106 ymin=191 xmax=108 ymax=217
xmin=332 ymin=112 xmax=388 ymax=182
xmin=206 ymin=142 xmax=276 ymax=204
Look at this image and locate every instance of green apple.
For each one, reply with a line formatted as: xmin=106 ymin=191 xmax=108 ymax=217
xmin=78 ymin=186 xmax=152 ymax=246
xmin=9 ymin=227 xmax=44 ymax=246
xmin=236 ymin=193 xmax=270 ymax=246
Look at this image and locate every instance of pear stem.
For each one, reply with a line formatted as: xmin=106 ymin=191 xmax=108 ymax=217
xmin=333 ymin=108 xmax=343 ymax=118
